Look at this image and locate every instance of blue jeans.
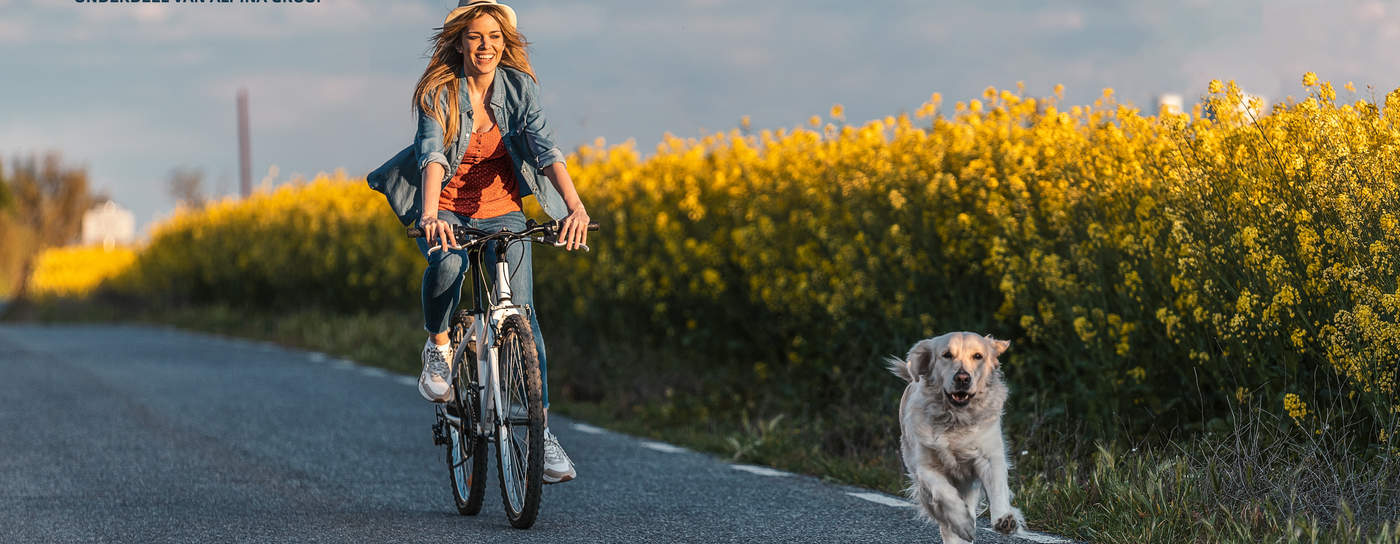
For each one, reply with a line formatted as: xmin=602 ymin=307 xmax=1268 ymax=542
xmin=417 ymin=210 xmax=550 ymax=408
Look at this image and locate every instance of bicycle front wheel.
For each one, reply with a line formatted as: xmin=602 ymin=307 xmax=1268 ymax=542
xmin=494 ymin=313 xmax=544 ymax=529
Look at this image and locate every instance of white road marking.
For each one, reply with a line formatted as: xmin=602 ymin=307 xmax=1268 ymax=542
xmin=846 ymin=492 xmax=913 ymax=507
xmin=1017 ymin=531 xmax=1073 ymax=543
xmin=359 ymin=367 xmax=388 ymax=378
xmin=639 ymin=441 xmax=686 ymax=453
xmin=396 ymin=376 xmax=419 ymax=387
xmin=730 ymin=464 xmax=789 ymax=477
xmin=573 ymin=423 xmax=605 ymax=434
xmin=983 ymin=528 xmax=1073 ymax=543
xmin=307 ymin=352 xmax=328 ymax=362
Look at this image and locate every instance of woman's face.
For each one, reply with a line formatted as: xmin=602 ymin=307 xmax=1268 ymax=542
xmin=459 ymin=14 xmax=505 ymax=76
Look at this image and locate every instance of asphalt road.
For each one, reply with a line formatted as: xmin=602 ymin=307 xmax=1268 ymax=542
xmin=0 ymin=324 xmax=1075 ymax=543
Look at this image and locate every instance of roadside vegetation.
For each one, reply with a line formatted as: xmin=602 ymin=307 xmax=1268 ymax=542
xmin=0 ymin=154 xmax=105 ymax=300
xmin=9 ymin=74 xmax=1400 ymax=542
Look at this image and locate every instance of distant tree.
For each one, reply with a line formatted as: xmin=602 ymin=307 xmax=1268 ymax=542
xmin=8 ymin=152 xmax=105 ymax=247
xmin=168 ymin=167 xmax=206 ymax=210
xmin=0 ymin=152 xmax=104 ymax=298
xmin=0 ymin=157 xmax=10 ymax=211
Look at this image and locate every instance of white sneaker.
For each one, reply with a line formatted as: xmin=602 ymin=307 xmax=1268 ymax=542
xmin=419 ymin=338 xmax=454 ymax=403
xmin=542 ymin=428 xmax=576 ymax=484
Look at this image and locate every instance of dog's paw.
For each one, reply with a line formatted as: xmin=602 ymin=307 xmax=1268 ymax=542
xmin=950 ymin=516 xmax=977 ymax=541
xmin=992 ymin=508 xmax=1025 ymax=535
xmin=993 ymin=513 xmax=1018 ymax=534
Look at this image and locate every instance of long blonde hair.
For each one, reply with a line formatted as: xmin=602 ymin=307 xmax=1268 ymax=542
xmin=412 ymin=5 xmax=535 ymax=150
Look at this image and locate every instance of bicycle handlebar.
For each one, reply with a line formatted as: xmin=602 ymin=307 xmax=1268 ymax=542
xmin=406 ymin=219 xmax=600 ymax=249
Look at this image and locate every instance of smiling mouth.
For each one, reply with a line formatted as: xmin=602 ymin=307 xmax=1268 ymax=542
xmin=945 ymin=391 xmax=975 ymax=406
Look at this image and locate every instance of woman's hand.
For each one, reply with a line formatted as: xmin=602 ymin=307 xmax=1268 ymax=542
xmin=559 ymin=206 xmax=590 ymax=251
xmin=421 ymin=216 xmax=459 ymax=252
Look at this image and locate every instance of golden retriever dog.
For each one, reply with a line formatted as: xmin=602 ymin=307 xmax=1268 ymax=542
xmin=888 ymin=332 xmax=1025 ymax=543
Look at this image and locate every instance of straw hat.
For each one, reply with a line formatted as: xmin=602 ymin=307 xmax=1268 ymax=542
xmin=444 ymin=0 xmax=518 ymax=28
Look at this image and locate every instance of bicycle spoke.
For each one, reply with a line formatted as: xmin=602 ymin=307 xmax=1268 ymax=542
xmin=509 ymin=433 xmax=527 ymax=496
xmin=450 ymin=427 xmax=469 ymax=497
xmin=499 ymin=328 xmax=532 ymax=510
xmin=443 ymin=317 xmax=489 ymax=517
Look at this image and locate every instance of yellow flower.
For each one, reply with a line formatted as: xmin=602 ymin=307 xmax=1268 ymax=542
xmin=1302 ymin=72 xmax=1318 ymax=87
xmin=1284 ymin=393 xmax=1309 ymax=420
xmin=888 ymin=189 xmax=906 ymax=210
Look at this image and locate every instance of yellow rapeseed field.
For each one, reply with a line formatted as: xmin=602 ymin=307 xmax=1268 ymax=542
xmin=31 ymin=76 xmax=1400 ymax=441
xmin=27 ymin=245 xmax=137 ymax=298
xmin=88 ymin=174 xmax=420 ymax=309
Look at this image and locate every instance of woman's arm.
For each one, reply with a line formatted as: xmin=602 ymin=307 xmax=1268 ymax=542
xmin=420 ymin=162 xmax=458 ymax=250
xmin=514 ymin=76 xmax=586 ymax=248
xmin=415 ymin=92 xmax=458 ymax=250
xmin=415 ymin=93 xmax=451 ymax=187
xmin=541 ymin=162 xmax=589 ymax=251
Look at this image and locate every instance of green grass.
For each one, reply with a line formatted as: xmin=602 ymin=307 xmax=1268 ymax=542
xmin=7 ymin=298 xmax=1399 ymax=543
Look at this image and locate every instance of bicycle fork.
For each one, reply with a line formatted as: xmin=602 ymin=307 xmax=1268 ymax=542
xmin=485 ymin=256 xmax=514 ymax=443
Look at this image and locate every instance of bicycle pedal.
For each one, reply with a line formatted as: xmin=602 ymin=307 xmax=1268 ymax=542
xmin=432 ymin=410 xmax=450 ymax=445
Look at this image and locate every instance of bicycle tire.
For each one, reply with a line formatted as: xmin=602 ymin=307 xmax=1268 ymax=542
xmin=447 ymin=315 xmax=488 ymax=516
xmin=494 ymin=313 xmax=544 ymax=529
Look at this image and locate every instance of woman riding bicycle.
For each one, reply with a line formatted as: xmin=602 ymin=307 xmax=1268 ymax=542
xmin=411 ymin=0 xmax=589 ymax=485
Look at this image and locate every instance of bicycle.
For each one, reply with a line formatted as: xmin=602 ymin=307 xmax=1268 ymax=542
xmin=410 ymin=218 xmax=599 ymax=529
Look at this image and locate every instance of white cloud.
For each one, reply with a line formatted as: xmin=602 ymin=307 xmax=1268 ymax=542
xmin=8 ymin=0 xmax=429 ymax=44
xmin=0 ymin=110 xmax=157 ymax=156
xmin=0 ymin=18 xmax=29 ymax=43
xmin=131 ymin=5 xmax=169 ymax=24
xmin=1358 ymin=1 xmax=1386 ymax=19
xmin=515 ymin=3 xmax=608 ymax=40
xmin=1037 ymin=10 xmax=1085 ymax=31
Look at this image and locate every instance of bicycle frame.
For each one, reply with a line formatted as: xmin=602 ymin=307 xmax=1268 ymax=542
xmin=452 ymin=237 xmax=530 ymax=442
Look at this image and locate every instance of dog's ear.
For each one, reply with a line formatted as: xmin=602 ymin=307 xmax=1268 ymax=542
xmin=984 ymin=335 xmax=1010 ymax=365
xmin=906 ymin=339 xmax=938 ymax=382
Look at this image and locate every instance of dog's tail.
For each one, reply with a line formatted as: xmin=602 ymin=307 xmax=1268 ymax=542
xmin=886 ymin=355 xmax=913 ymax=382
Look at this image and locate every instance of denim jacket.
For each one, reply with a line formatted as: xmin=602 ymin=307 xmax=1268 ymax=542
xmin=367 ymin=66 xmax=568 ymax=225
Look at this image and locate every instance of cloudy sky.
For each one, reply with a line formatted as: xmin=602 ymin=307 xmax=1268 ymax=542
xmin=2 ymin=0 xmax=1397 ymax=230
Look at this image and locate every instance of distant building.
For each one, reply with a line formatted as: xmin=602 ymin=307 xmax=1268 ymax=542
xmin=1160 ymin=89 xmax=1271 ymax=121
xmin=1156 ymin=94 xmax=1184 ymax=115
xmin=82 ymin=201 xmax=136 ymax=249
xmin=1199 ymin=90 xmax=1269 ymax=121
xmin=1238 ymin=92 xmax=1269 ymax=118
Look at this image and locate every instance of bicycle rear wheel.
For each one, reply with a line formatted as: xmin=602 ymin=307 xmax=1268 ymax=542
xmin=494 ymin=313 xmax=544 ymax=529
xmin=447 ymin=315 xmax=488 ymax=516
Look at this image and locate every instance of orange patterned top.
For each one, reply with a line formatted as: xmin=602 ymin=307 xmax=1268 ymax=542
xmin=438 ymin=124 xmax=522 ymax=218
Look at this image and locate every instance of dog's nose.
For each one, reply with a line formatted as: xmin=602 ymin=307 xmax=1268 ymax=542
xmin=953 ymin=370 xmax=971 ymax=387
